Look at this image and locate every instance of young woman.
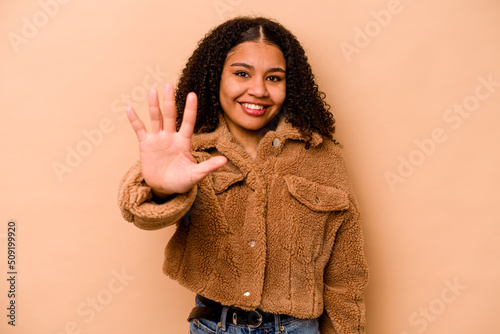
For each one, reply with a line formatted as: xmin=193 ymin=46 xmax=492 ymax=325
xmin=118 ymin=17 xmax=368 ymax=334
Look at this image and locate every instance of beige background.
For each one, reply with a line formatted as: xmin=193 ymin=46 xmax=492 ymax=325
xmin=1 ymin=0 xmax=499 ymax=333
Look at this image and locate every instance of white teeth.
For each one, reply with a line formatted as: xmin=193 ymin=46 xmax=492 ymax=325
xmin=241 ymin=103 xmax=265 ymax=110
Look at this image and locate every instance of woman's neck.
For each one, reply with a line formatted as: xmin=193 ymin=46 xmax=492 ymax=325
xmin=223 ymin=114 xmax=278 ymax=160
xmin=230 ymin=129 xmax=262 ymax=159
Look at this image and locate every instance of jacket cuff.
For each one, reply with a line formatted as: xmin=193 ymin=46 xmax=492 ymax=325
xmin=117 ymin=161 xmax=197 ymax=230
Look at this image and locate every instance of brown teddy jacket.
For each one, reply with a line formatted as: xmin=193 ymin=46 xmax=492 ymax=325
xmin=118 ymin=116 xmax=369 ymax=333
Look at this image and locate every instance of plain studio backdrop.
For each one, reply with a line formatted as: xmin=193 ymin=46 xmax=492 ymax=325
xmin=1 ymin=0 xmax=499 ymax=333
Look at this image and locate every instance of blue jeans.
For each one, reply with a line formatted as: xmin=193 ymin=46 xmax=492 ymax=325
xmin=188 ymin=296 xmax=320 ymax=334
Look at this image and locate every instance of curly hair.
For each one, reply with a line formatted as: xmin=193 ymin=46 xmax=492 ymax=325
xmin=175 ymin=16 xmax=336 ymax=147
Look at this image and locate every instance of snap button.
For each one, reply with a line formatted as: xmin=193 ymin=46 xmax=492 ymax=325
xmin=249 ymin=241 xmax=256 ymax=247
xmin=244 ymin=291 xmax=250 ymax=297
xmin=272 ymin=138 xmax=280 ymax=147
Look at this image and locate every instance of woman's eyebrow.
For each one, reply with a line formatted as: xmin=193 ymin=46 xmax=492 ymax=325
xmin=230 ymin=62 xmax=286 ymax=73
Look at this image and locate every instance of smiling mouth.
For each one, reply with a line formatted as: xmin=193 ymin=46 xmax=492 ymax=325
xmin=239 ymin=102 xmax=269 ymax=116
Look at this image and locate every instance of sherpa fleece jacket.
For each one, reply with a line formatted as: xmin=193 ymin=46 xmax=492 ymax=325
xmin=118 ymin=116 xmax=369 ymax=333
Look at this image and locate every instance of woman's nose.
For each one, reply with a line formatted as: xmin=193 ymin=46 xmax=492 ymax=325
xmin=247 ymin=77 xmax=269 ymax=97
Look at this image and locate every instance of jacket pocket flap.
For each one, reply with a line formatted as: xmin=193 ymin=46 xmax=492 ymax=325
xmin=284 ymin=175 xmax=349 ymax=212
xmin=212 ymin=171 xmax=244 ymax=194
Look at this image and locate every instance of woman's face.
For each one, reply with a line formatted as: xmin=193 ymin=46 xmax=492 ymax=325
xmin=219 ymin=41 xmax=286 ymax=139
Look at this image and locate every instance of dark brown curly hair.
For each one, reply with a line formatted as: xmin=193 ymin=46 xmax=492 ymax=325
xmin=175 ymin=16 xmax=336 ymax=146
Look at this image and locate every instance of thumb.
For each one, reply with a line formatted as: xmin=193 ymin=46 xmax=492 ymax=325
xmin=190 ymin=156 xmax=228 ymax=184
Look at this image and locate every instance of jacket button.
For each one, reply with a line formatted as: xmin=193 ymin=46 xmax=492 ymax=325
xmin=249 ymin=241 xmax=256 ymax=247
xmin=272 ymin=138 xmax=280 ymax=147
xmin=244 ymin=291 xmax=250 ymax=297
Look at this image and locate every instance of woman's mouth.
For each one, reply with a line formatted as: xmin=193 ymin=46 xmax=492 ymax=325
xmin=240 ymin=102 xmax=268 ymax=116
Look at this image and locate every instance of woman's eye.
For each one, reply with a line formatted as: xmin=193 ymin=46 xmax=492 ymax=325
xmin=235 ymin=71 xmax=250 ymax=78
xmin=267 ymin=75 xmax=282 ymax=82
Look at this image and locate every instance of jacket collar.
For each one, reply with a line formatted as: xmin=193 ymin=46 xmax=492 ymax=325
xmin=191 ymin=114 xmax=323 ymax=152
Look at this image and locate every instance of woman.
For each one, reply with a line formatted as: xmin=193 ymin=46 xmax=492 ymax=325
xmin=118 ymin=16 xmax=368 ymax=333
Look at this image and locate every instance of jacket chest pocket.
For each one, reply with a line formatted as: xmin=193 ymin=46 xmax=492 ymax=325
xmin=210 ymin=170 xmax=246 ymax=225
xmin=283 ymin=175 xmax=349 ymax=263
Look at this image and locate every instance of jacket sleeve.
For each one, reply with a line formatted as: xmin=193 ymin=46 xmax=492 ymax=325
xmin=320 ymin=202 xmax=369 ymax=334
xmin=117 ymin=161 xmax=197 ymax=230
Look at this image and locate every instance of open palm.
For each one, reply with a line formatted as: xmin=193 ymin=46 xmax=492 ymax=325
xmin=126 ymin=83 xmax=227 ymax=198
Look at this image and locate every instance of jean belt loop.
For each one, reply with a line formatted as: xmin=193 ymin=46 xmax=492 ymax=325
xmin=274 ymin=314 xmax=281 ymax=333
xmin=220 ymin=306 xmax=229 ymax=331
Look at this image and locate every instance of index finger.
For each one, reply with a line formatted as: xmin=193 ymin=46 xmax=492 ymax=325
xmin=178 ymin=92 xmax=198 ymax=139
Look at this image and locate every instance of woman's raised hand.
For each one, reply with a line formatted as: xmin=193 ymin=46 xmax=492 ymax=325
xmin=126 ymin=83 xmax=227 ymax=198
